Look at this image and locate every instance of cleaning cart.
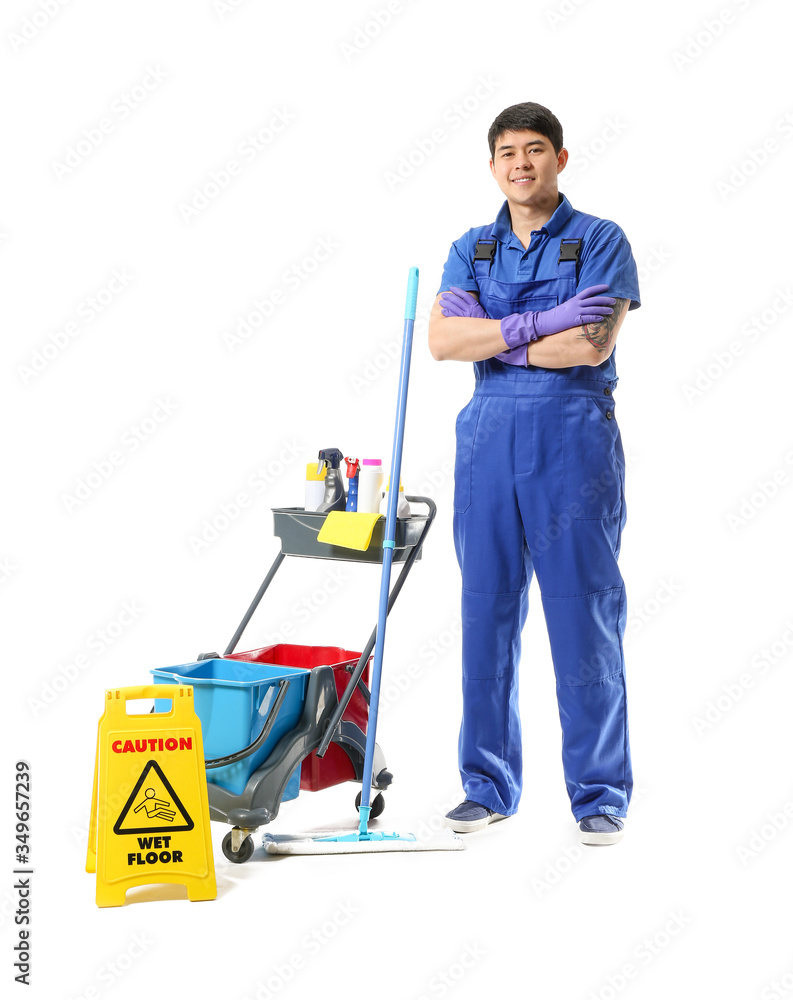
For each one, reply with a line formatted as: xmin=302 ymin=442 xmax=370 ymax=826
xmin=152 ymin=495 xmax=436 ymax=863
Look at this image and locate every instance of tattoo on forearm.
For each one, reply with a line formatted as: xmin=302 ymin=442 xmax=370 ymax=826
xmin=578 ymin=298 xmax=627 ymax=353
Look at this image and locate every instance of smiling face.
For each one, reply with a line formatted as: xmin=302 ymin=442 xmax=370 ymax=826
xmin=489 ymin=129 xmax=568 ymax=212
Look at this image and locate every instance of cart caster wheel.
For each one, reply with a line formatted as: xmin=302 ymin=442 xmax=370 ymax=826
xmin=375 ymin=768 xmax=393 ymax=789
xmin=222 ymin=831 xmax=254 ymax=864
xmin=355 ymin=791 xmax=385 ymax=820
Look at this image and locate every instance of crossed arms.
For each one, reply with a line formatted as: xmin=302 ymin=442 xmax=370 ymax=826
xmin=428 ymin=292 xmax=629 ymax=368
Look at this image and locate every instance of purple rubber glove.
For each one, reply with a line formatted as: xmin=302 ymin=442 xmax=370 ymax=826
xmin=493 ymin=344 xmax=528 ymax=365
xmin=439 ymin=286 xmax=526 ymax=366
xmin=500 ymin=284 xmax=616 ymax=350
xmin=439 ymin=286 xmax=488 ymax=319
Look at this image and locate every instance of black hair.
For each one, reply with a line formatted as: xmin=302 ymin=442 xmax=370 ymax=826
xmin=487 ymin=102 xmax=564 ymax=159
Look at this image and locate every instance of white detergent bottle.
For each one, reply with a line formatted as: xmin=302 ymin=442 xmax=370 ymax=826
xmin=381 ymin=477 xmax=411 ymax=518
xmin=357 ymin=459 xmax=383 ymax=514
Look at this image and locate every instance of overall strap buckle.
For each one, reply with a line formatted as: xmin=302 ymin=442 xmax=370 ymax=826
xmin=558 ymin=238 xmax=583 ymax=282
xmin=474 ymin=239 xmax=497 ymax=267
xmin=473 ymin=238 xmax=497 ymax=280
xmin=558 ymin=238 xmax=582 ymax=264
xmin=556 ymin=212 xmax=598 ymax=283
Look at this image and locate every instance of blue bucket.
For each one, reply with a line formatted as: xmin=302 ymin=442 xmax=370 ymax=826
xmin=151 ymin=657 xmax=309 ymax=797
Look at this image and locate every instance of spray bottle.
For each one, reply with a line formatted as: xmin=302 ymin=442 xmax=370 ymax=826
xmin=317 ymin=448 xmax=347 ymax=513
xmin=345 ymin=457 xmax=361 ymax=512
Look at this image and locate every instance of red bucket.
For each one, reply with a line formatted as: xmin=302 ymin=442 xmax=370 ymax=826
xmin=226 ymin=644 xmax=370 ymax=791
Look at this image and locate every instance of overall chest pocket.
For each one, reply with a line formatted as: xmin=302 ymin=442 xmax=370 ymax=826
xmin=563 ymin=395 xmax=625 ymax=519
xmin=478 ymin=275 xmax=569 ymax=321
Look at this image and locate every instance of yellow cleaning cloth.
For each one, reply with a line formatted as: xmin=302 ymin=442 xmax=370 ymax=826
xmin=317 ymin=511 xmax=383 ymax=551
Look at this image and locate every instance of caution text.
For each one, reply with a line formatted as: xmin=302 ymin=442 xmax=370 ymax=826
xmin=112 ymin=737 xmax=193 ymax=753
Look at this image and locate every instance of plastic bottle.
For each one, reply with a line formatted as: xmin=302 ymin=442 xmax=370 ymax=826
xmin=305 ymin=462 xmax=326 ymax=511
xmin=381 ymin=477 xmax=411 ymax=518
xmin=344 ymin=457 xmax=361 ymax=512
xmin=357 ymin=459 xmax=383 ymax=514
xmin=316 ymin=448 xmax=347 ymax=513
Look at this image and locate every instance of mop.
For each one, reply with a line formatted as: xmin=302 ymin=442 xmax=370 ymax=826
xmin=264 ymin=268 xmax=464 ymax=856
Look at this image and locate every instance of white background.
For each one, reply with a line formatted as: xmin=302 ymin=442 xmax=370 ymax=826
xmin=3 ymin=0 xmax=793 ymax=997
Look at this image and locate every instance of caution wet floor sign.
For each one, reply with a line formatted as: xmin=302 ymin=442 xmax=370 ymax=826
xmin=86 ymin=685 xmax=216 ymax=907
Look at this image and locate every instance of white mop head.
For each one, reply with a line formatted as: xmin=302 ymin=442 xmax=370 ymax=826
xmin=263 ymin=829 xmax=465 ymax=856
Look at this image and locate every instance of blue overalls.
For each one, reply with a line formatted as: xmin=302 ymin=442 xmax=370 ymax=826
xmin=441 ymin=193 xmax=640 ymax=821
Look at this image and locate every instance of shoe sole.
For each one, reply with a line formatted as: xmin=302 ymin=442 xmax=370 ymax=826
xmin=444 ymin=812 xmax=508 ymax=834
xmin=578 ymin=828 xmax=625 ymax=846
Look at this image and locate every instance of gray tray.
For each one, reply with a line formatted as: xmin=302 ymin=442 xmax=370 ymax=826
xmin=271 ymin=507 xmax=427 ymax=563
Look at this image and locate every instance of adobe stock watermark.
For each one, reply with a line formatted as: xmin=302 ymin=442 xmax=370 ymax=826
xmin=726 ymin=446 xmax=793 ymax=533
xmin=0 ymin=557 xmax=18 ymax=586
xmin=717 ymin=110 xmax=793 ymax=200
xmin=221 ymin=237 xmax=340 ymax=352
xmin=27 ymin=601 xmax=145 ymax=717
xmin=339 ymin=0 xmax=408 ymax=63
xmin=60 ymin=398 xmax=180 ymax=513
xmin=406 ymin=794 xmax=469 ymax=845
xmin=531 ymin=841 xmax=587 ymax=898
xmin=691 ymin=617 xmax=793 ymax=736
xmin=529 ymin=473 xmax=622 ymax=556
xmin=759 ymin=970 xmax=793 ymax=1000
xmin=188 ymin=440 xmax=305 ymax=554
xmin=531 ymin=786 xmax=648 ymax=898
xmin=672 ymin=0 xmax=761 ymax=73
xmin=415 ymin=944 xmax=486 ymax=1000
xmin=384 ymin=76 xmax=501 ymax=192
xmin=626 ymin=578 xmax=682 ymax=638
xmin=178 ymin=108 xmax=296 ymax=223
xmin=681 ymin=284 xmax=793 ymax=403
xmin=239 ymin=900 xmax=358 ymax=1000
xmin=255 ymin=565 xmax=352 ymax=645
xmin=69 ymin=776 xmax=135 ymax=852
xmin=415 ymin=456 xmax=454 ymax=499
xmin=18 ymin=268 xmax=135 ymax=385
xmin=545 ymin=0 xmax=591 ymax=29
xmin=736 ymin=794 xmax=793 ymax=866
xmin=64 ymin=933 xmax=155 ymax=1000
xmin=586 ymin=910 xmax=692 ymax=1000
xmin=561 ymin=116 xmax=630 ymax=187
xmin=349 ymin=303 xmax=430 ymax=394
xmin=212 ymin=0 xmax=252 ymax=19
xmin=561 ymin=628 xmax=624 ymax=687
xmin=378 ymin=616 xmax=461 ymax=716
xmin=636 ymin=245 xmax=673 ymax=286
xmin=7 ymin=0 xmax=73 ymax=52
xmin=52 ymin=66 xmax=169 ymax=179
xmin=349 ymin=334 xmax=400 ymax=393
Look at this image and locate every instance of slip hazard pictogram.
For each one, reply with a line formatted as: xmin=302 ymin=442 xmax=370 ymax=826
xmin=113 ymin=760 xmax=194 ymax=835
xmin=86 ymin=685 xmax=216 ymax=907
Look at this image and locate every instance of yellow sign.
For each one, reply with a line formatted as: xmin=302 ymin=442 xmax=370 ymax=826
xmin=86 ymin=685 xmax=216 ymax=907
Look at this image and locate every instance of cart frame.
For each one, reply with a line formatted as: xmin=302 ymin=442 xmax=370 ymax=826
xmin=197 ymin=496 xmax=436 ymax=862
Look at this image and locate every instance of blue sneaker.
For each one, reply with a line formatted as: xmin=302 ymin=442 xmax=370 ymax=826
xmin=444 ymin=800 xmax=507 ymax=833
xmin=578 ymin=814 xmax=625 ymax=846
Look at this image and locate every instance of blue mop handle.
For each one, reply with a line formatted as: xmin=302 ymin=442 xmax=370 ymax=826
xmin=404 ymin=265 xmax=419 ymax=322
xmin=358 ymin=267 xmax=418 ymax=836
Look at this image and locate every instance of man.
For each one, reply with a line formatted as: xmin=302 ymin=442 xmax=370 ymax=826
xmin=428 ymin=102 xmax=640 ymax=846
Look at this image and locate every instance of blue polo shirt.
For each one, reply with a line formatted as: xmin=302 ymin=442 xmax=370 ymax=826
xmin=438 ymin=192 xmax=640 ymax=383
